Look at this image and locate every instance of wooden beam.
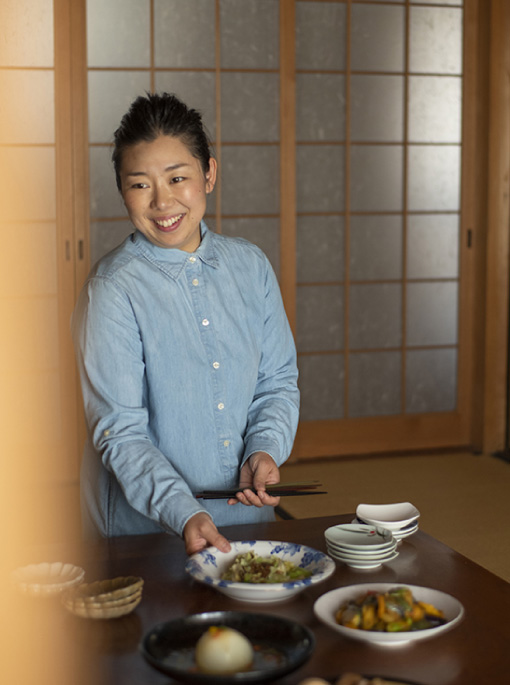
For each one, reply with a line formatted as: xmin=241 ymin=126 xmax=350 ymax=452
xmin=483 ymin=0 xmax=510 ymax=453
xmin=279 ymin=0 xmax=297 ymax=331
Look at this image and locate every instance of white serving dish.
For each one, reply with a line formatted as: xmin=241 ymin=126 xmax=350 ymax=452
xmin=356 ymin=502 xmax=420 ymax=531
xmin=185 ymin=540 xmax=336 ymax=604
xmin=314 ymin=583 xmax=464 ymax=646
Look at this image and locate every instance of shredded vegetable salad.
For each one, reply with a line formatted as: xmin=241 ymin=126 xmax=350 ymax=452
xmin=221 ymin=551 xmax=312 ymax=584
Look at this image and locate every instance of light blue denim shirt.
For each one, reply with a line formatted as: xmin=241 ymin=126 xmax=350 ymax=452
xmin=71 ymin=223 xmax=299 ymax=538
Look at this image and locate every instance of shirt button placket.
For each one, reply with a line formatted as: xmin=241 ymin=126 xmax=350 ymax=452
xmin=189 ymin=256 xmax=229 ymax=465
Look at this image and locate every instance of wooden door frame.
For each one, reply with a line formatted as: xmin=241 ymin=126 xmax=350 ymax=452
xmin=480 ymin=0 xmax=510 ymax=455
xmin=55 ymin=0 xmax=90 ymax=469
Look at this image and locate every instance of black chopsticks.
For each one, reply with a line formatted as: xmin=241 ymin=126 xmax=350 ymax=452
xmin=194 ymin=481 xmax=327 ymax=499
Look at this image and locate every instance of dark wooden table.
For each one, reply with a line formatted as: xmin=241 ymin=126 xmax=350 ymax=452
xmin=19 ymin=514 xmax=510 ymax=685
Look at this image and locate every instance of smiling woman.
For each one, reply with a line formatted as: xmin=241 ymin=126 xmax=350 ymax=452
xmin=120 ymin=135 xmax=216 ymax=251
xmin=71 ymin=92 xmax=300 ymax=556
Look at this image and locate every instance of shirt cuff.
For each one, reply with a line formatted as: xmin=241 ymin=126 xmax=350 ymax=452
xmin=157 ymin=490 xmax=211 ymax=537
xmin=242 ymin=438 xmax=282 ymax=468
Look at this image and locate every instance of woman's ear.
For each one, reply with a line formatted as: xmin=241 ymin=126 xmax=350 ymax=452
xmin=205 ymin=157 xmax=217 ymax=193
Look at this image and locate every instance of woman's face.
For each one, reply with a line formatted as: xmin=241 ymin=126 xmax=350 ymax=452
xmin=120 ymin=134 xmax=216 ymax=252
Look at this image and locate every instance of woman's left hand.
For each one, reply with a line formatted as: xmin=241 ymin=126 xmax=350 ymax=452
xmin=228 ymin=451 xmax=281 ymax=508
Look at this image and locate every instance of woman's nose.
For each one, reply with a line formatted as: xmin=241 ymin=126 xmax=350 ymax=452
xmin=151 ymin=183 xmax=173 ymax=209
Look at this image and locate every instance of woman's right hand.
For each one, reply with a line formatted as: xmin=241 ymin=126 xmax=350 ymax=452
xmin=183 ymin=511 xmax=231 ymax=556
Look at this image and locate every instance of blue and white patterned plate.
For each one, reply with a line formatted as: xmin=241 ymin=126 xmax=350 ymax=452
xmin=185 ymin=540 xmax=336 ymax=603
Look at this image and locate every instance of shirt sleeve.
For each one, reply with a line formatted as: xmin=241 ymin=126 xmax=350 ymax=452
xmin=71 ymin=275 xmax=209 ymax=536
xmin=242 ymin=258 xmax=300 ymax=466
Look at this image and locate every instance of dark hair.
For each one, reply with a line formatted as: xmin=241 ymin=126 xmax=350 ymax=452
xmin=112 ymin=92 xmax=213 ymax=191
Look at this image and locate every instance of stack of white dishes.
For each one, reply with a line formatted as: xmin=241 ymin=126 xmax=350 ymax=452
xmin=324 ymin=523 xmax=398 ymax=569
xmin=355 ymin=502 xmax=420 ymax=542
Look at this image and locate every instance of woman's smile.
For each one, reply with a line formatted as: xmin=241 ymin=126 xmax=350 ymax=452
xmin=153 ymin=213 xmax=185 ymax=231
xmin=120 ymin=135 xmax=216 ymax=252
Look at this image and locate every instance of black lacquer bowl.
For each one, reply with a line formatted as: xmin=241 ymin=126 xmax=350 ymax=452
xmin=140 ymin=610 xmax=315 ymax=683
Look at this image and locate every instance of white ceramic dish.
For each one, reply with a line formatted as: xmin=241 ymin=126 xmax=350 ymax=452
xmin=314 ymin=583 xmax=464 ymax=646
xmin=326 ymin=543 xmax=397 ymax=560
xmin=352 ymin=518 xmax=419 ymax=542
xmin=325 ymin=524 xmax=394 ymax=551
xmin=326 ymin=536 xmax=397 ymax=554
xmin=392 ymin=523 xmax=419 ymax=540
xmin=326 ymin=547 xmax=399 ymax=569
xmin=356 ymin=503 xmax=420 ymax=531
xmin=185 ymin=540 xmax=336 ymax=604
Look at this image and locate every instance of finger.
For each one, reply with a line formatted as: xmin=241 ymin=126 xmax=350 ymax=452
xmin=235 ymin=490 xmax=253 ymax=506
xmin=258 ymin=491 xmax=281 ymax=506
xmin=253 ymin=472 xmax=279 ymax=492
xmin=241 ymin=488 xmax=264 ymax=508
xmin=208 ymin=532 xmax=231 ymax=553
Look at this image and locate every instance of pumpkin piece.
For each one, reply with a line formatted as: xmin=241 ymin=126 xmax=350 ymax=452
xmin=361 ymin=603 xmax=377 ymax=630
xmin=417 ymin=601 xmax=444 ymax=618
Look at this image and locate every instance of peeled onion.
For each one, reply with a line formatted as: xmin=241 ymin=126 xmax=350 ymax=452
xmin=195 ymin=625 xmax=254 ymax=674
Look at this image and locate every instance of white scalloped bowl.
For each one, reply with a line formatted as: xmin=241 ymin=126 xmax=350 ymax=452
xmin=12 ymin=562 xmax=85 ymax=598
xmin=185 ymin=540 xmax=336 ymax=603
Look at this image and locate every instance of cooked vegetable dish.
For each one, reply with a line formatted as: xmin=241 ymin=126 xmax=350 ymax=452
xmin=335 ymin=586 xmax=446 ymax=632
xmin=221 ymin=551 xmax=312 ymax=584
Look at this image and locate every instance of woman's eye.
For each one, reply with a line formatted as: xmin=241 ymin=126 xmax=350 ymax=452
xmin=171 ymin=176 xmax=185 ymax=184
xmin=132 ymin=182 xmax=149 ymax=189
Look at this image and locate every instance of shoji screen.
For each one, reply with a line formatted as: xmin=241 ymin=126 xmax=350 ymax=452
xmin=294 ymin=0 xmax=469 ymax=457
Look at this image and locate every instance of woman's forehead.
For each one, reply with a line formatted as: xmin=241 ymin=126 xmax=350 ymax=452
xmin=120 ymin=135 xmax=199 ymax=171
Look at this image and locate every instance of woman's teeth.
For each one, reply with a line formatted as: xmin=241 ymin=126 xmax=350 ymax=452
xmin=155 ymin=214 xmax=183 ymax=228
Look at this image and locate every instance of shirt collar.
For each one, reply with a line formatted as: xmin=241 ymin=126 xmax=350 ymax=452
xmin=132 ymin=221 xmax=219 ymax=278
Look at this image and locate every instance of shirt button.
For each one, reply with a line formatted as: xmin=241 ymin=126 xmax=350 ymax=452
xmin=192 ymin=278 xmax=199 ymax=286
xmin=189 ymin=256 xmax=197 ymax=263
xmin=217 ymin=402 xmax=225 ymax=410
xmin=213 ymin=362 xmax=220 ymax=369
xmin=202 ymin=318 xmax=209 ymax=326
xmin=103 ymin=430 xmax=110 ymax=437
xmin=223 ymin=440 xmax=230 ymax=447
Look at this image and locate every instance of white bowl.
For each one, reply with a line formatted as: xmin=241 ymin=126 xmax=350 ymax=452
xmin=314 ymin=583 xmax=464 ymax=646
xmin=185 ymin=540 xmax=336 ymax=604
xmin=356 ymin=502 xmax=420 ymax=531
